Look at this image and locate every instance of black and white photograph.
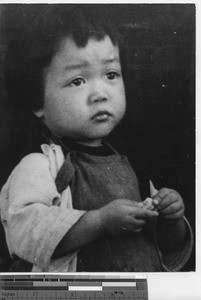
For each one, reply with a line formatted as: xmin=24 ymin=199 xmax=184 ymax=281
xmin=0 ymin=2 xmax=195 ymax=280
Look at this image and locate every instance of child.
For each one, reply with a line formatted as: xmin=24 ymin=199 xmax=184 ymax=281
xmin=0 ymin=4 xmax=193 ymax=272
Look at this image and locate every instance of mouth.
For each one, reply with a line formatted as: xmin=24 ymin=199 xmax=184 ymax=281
xmin=91 ymin=110 xmax=112 ymax=122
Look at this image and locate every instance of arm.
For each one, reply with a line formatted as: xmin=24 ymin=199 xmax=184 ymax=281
xmin=157 ymin=217 xmax=186 ymax=253
xmin=53 ymin=199 xmax=159 ymax=258
xmin=1 ymin=153 xmax=158 ymax=267
xmin=52 ymin=209 xmax=103 ymax=258
xmin=153 ymin=188 xmax=187 ymax=253
xmin=0 ymin=153 xmax=85 ymax=270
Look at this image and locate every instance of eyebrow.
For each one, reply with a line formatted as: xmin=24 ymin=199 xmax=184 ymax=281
xmin=64 ymin=57 xmax=120 ymax=71
xmin=101 ymin=57 xmax=120 ymax=64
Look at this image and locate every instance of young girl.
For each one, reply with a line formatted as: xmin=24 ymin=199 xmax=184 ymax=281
xmin=0 ymin=4 xmax=193 ymax=272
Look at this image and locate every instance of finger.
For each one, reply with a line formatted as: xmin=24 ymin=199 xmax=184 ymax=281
xmin=152 ymin=198 xmax=160 ymax=207
xmin=152 ymin=189 xmax=169 ymax=209
xmin=134 ymin=208 xmax=158 ymax=219
xmin=161 ymin=203 xmax=184 ymax=216
xmin=131 ymin=201 xmax=144 ymax=209
xmin=155 ymin=188 xmax=174 ymax=199
xmin=117 ymin=199 xmax=143 ymax=208
xmin=160 ymin=200 xmax=184 ymax=215
xmin=153 ymin=188 xmax=177 ymax=208
xmin=161 ymin=210 xmax=184 ymax=220
xmin=122 ymin=219 xmax=146 ymax=234
xmin=130 ymin=218 xmax=146 ymax=228
xmin=142 ymin=198 xmax=154 ymax=210
xmin=113 ymin=199 xmax=135 ymax=206
xmin=137 ymin=202 xmax=145 ymax=209
xmin=157 ymin=191 xmax=181 ymax=211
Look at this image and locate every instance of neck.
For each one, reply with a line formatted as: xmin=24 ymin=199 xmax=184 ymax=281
xmin=41 ymin=124 xmax=103 ymax=147
xmin=76 ymin=139 xmax=102 ymax=147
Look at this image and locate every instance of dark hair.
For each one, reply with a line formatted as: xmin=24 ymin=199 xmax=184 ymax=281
xmin=4 ymin=4 xmax=123 ymax=113
xmin=0 ymin=4 xmax=125 ymax=190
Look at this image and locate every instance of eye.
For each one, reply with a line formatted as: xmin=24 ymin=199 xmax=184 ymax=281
xmin=70 ymin=77 xmax=86 ymax=87
xmin=106 ymin=71 xmax=120 ymax=80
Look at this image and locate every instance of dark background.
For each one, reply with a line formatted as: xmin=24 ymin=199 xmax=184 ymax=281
xmin=0 ymin=4 xmax=195 ymax=271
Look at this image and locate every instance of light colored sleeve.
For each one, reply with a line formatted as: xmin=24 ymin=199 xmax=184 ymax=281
xmin=0 ymin=153 xmax=85 ymax=271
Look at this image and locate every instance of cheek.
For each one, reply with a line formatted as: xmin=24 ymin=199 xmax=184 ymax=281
xmin=116 ymin=84 xmax=126 ymax=108
xmin=60 ymin=100 xmax=87 ymax=125
xmin=116 ymin=81 xmax=125 ymax=98
xmin=46 ymin=92 xmax=70 ymax=115
xmin=118 ymin=89 xmax=126 ymax=118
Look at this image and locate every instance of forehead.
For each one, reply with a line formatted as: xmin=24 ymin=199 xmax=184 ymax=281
xmin=53 ymin=35 xmax=120 ymax=66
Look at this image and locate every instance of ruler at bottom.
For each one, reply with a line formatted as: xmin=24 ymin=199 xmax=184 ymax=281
xmin=0 ymin=274 xmax=148 ymax=299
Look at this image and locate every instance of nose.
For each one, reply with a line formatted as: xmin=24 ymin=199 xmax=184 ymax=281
xmin=88 ymin=81 xmax=109 ymax=104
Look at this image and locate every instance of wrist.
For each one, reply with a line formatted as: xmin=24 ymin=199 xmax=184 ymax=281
xmin=157 ymin=216 xmax=186 ymax=253
xmin=158 ymin=215 xmax=184 ymax=227
xmin=92 ymin=209 xmax=106 ymax=235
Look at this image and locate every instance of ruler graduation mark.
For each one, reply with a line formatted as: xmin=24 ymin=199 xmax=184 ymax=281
xmin=0 ymin=274 xmax=148 ymax=299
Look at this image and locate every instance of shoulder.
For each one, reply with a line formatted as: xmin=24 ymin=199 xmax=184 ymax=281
xmin=0 ymin=152 xmax=54 ymax=211
xmin=10 ymin=143 xmax=65 ymax=182
xmin=13 ymin=153 xmax=50 ymax=173
xmin=1 ymin=143 xmax=65 ymax=195
xmin=6 ymin=153 xmax=52 ymax=191
xmin=1 ymin=153 xmax=52 ymax=193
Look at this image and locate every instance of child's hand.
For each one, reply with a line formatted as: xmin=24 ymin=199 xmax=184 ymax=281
xmin=152 ymin=188 xmax=185 ymax=223
xmin=99 ymin=199 xmax=158 ymax=236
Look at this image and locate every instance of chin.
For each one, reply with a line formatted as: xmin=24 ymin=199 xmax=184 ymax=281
xmin=78 ymin=122 xmax=118 ymax=141
xmin=91 ymin=127 xmax=114 ymax=139
xmin=79 ymin=133 xmax=109 ymax=144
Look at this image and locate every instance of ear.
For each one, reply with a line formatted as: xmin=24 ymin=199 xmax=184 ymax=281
xmin=33 ymin=109 xmax=44 ymax=118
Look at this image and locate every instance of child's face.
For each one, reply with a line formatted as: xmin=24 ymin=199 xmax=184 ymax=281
xmin=35 ymin=35 xmax=126 ymax=146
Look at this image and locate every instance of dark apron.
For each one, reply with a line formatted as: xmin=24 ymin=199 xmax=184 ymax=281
xmin=56 ymin=148 xmax=162 ymax=272
xmin=8 ymin=142 xmax=162 ymax=272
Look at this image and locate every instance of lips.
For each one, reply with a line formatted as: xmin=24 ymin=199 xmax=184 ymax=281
xmin=91 ymin=110 xmax=112 ymax=121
